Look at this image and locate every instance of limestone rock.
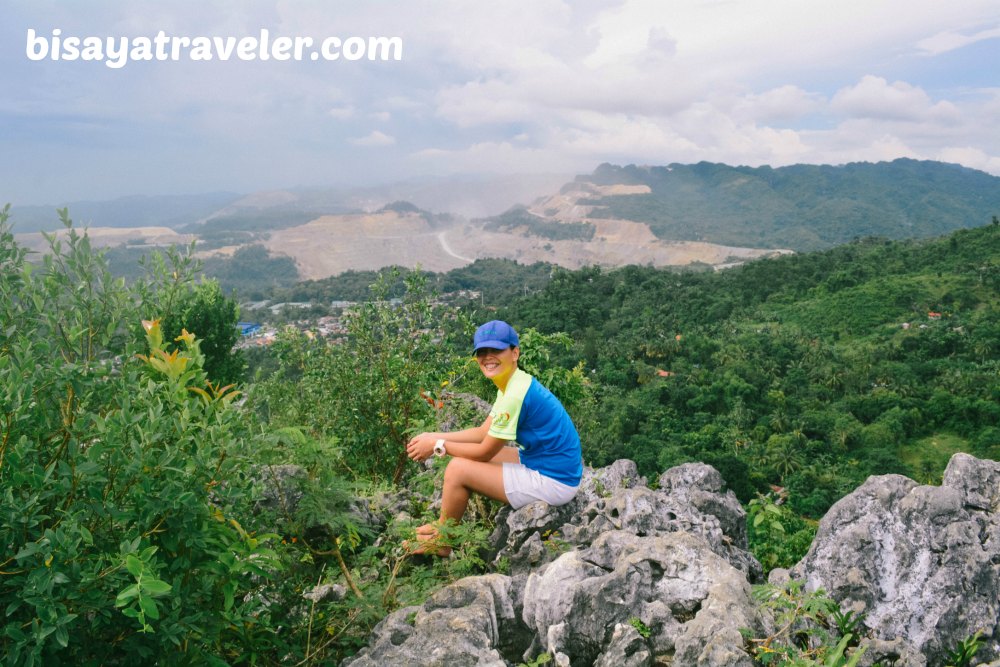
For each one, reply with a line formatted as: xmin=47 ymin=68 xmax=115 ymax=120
xmin=343 ymin=574 xmax=518 ymax=667
xmin=303 ymin=583 xmax=346 ymax=604
xmin=593 ymin=623 xmax=652 ymax=667
xmin=345 ymin=455 xmax=1000 ymax=666
xmin=492 ymin=460 xmax=761 ymax=581
xmin=790 ymin=453 xmax=1000 ymax=665
xmin=522 ymin=530 xmax=759 ymax=665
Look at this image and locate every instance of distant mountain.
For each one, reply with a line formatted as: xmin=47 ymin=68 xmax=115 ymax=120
xmin=15 ymin=160 xmax=998 ymax=284
xmin=563 ymin=159 xmax=1000 ymax=251
xmin=328 ymin=173 xmax=573 ymax=219
xmin=9 ymin=192 xmax=243 ymax=233
xmin=193 ymin=174 xmax=574 ymax=223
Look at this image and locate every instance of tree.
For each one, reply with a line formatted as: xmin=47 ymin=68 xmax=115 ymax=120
xmin=250 ymin=268 xmax=468 ymax=483
xmin=161 ymin=279 xmax=245 ymax=385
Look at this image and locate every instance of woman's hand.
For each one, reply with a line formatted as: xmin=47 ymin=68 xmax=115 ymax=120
xmin=406 ymin=433 xmax=437 ymax=462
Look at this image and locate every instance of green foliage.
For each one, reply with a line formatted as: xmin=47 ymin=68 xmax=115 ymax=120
xmin=438 ymin=258 xmax=555 ymax=302
xmin=249 ymin=267 xmax=469 ymax=483
xmin=628 ymin=616 xmax=652 ymax=639
xmin=482 ymin=206 xmax=596 ymax=241
xmin=540 ymin=529 xmax=572 ymax=556
xmin=186 ymin=208 xmax=320 ymax=236
xmin=829 ymin=608 xmax=865 ymax=640
xmin=253 ymin=258 xmax=555 ymax=309
xmin=505 ymin=222 xmax=1000 ymax=518
xmin=271 ymin=265 xmax=416 ymax=303
xmin=0 ymin=209 xmax=279 ymax=664
xmin=746 ymin=580 xmax=867 ymax=666
xmin=1 ymin=208 xmax=502 ymax=664
xmin=161 ymin=279 xmax=245 ymax=385
xmin=586 ymin=159 xmax=1000 ymax=250
xmin=201 ymin=244 xmax=300 ymax=297
xmin=517 ymin=328 xmax=592 ymax=411
xmin=105 ymin=241 xmax=300 ymax=299
xmin=115 ymin=546 xmax=173 ymax=634
xmin=123 ymin=244 xmax=246 ymax=384
xmin=747 ymin=495 xmax=817 ymax=573
xmin=944 ymin=630 xmax=983 ymax=667
xmin=518 ymin=651 xmax=553 ymax=667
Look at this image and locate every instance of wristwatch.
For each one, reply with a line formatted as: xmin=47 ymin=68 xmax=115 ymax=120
xmin=433 ymin=438 xmax=447 ymax=457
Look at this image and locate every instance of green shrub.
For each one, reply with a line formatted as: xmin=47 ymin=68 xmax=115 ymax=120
xmin=249 ymin=268 xmax=470 ymax=484
xmin=745 ymin=580 xmax=867 ymax=666
xmin=747 ymin=494 xmax=817 ymax=573
xmin=0 ymin=209 xmax=279 ymax=664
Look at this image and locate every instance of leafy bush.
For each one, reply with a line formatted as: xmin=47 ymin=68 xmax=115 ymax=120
xmin=249 ymin=268 xmax=470 ymax=484
xmin=746 ymin=580 xmax=867 ymax=666
xmin=0 ymin=208 xmax=278 ymax=664
xmin=747 ymin=495 xmax=817 ymax=573
xmin=160 ymin=279 xmax=245 ymax=385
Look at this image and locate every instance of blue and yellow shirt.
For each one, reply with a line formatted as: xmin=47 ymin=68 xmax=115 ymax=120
xmin=488 ymin=368 xmax=583 ymax=487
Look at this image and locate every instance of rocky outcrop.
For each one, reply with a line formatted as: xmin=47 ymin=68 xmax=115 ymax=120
xmin=522 ymin=530 xmax=759 ymax=666
xmin=491 ymin=460 xmax=760 ymax=582
xmin=345 ymin=460 xmax=762 ymax=665
xmin=343 ymin=575 xmax=518 ymax=667
xmin=345 ymin=453 xmax=1000 ymax=666
xmin=786 ymin=453 xmax=1000 ymax=666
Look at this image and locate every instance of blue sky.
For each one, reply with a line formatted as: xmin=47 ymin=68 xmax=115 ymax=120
xmin=2 ymin=0 xmax=999 ymax=206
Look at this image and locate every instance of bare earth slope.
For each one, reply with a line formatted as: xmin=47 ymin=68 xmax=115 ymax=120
xmin=35 ymin=179 xmax=789 ymax=280
xmin=264 ymin=211 xmax=469 ymax=279
xmin=224 ymin=181 xmax=789 ymax=279
xmin=14 ymin=227 xmax=194 ymax=254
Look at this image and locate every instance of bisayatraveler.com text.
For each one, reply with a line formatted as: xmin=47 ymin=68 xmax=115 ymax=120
xmin=26 ymin=28 xmax=403 ymax=68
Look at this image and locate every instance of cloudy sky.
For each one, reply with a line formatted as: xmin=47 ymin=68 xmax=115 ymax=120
xmin=3 ymin=0 xmax=999 ymax=206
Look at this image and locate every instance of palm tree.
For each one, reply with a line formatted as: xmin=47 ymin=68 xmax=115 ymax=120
xmin=765 ymin=434 xmax=805 ymax=480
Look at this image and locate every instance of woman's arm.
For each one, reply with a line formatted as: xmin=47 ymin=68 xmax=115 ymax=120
xmin=429 ymin=418 xmax=490 ymax=443
xmin=406 ymin=416 xmax=490 ymax=447
xmin=434 ymin=433 xmax=508 ymax=462
xmin=405 ymin=416 xmax=507 ymax=462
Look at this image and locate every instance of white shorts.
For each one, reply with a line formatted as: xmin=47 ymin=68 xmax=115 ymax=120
xmin=502 ymin=462 xmax=579 ymax=509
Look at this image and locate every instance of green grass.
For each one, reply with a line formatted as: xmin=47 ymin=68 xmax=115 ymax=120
xmin=899 ymin=433 xmax=969 ymax=484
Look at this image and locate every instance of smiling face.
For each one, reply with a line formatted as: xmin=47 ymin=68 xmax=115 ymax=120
xmin=475 ymin=345 xmax=520 ymax=389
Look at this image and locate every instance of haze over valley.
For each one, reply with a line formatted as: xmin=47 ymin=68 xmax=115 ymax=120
xmin=11 ymin=158 xmax=1000 ymax=286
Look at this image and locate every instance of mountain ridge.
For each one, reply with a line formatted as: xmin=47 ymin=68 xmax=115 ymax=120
xmin=10 ymin=159 xmax=998 ymax=281
xmin=570 ymin=158 xmax=1000 ymax=250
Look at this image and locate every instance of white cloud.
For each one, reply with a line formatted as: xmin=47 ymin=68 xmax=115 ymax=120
xmin=328 ymin=106 xmax=355 ymax=120
xmin=831 ymin=76 xmax=960 ymax=122
xmin=5 ymin=0 xmax=1000 ymax=204
xmin=936 ymin=146 xmax=1000 ymax=173
xmin=350 ymin=130 xmax=396 ymax=147
xmin=731 ymin=85 xmax=826 ymax=123
xmin=917 ymin=25 xmax=1000 ymax=55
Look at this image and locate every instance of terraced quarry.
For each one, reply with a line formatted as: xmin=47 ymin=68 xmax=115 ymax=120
xmin=17 ymin=177 xmax=792 ymax=279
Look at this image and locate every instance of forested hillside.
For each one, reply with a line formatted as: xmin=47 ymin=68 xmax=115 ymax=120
xmin=501 ymin=221 xmax=1000 ymax=519
xmin=9 ymin=192 xmax=242 ymax=233
xmin=584 ymin=159 xmax=1000 ymax=250
xmin=2 ymin=201 xmax=997 ymax=664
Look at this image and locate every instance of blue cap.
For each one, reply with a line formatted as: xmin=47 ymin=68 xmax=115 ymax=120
xmin=473 ymin=320 xmax=519 ymax=352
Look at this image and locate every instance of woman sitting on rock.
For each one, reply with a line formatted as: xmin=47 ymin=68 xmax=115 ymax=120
xmin=405 ymin=320 xmax=583 ymax=555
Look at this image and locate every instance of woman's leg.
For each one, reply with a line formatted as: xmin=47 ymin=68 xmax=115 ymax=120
xmin=413 ymin=458 xmax=509 ymax=554
xmin=440 ymin=458 xmax=508 ymax=523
